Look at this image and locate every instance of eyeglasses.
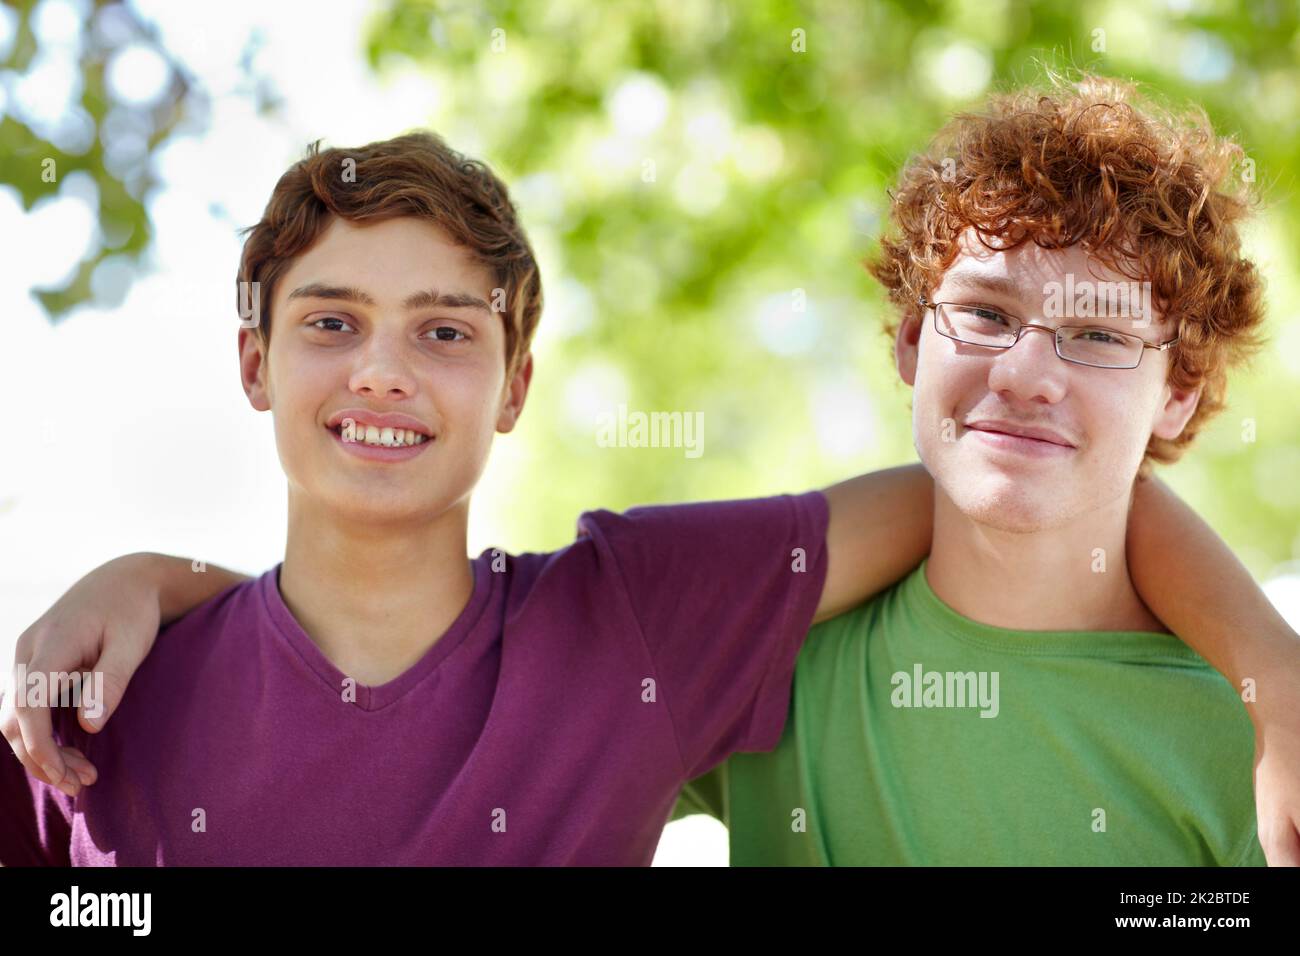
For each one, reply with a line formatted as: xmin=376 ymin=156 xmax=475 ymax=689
xmin=917 ymin=296 xmax=1179 ymax=370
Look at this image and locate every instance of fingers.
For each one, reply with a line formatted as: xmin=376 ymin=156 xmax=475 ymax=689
xmin=59 ymin=745 xmax=96 ymax=786
xmin=79 ymin=635 xmax=136 ymax=734
xmin=1262 ymin=822 xmax=1300 ymax=867
xmin=1 ymin=717 xmax=78 ymax=797
xmin=13 ymin=680 xmax=64 ymax=786
xmin=2 ymin=689 xmax=97 ymax=796
xmin=5 ymin=658 xmax=67 ymax=789
xmin=8 ymin=617 xmax=104 ymax=792
xmin=7 ymin=631 xmax=68 ymax=788
xmin=1254 ymin=792 xmax=1300 ymax=867
xmin=13 ymin=637 xmax=89 ymax=786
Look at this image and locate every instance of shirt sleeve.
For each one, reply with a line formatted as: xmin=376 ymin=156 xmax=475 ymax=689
xmin=576 ymin=490 xmax=829 ymax=779
xmin=0 ymin=700 xmax=75 ymax=866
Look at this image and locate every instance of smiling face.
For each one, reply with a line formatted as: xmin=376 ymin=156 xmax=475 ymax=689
xmin=895 ymin=228 xmax=1202 ymax=533
xmin=238 ymin=215 xmax=532 ymax=524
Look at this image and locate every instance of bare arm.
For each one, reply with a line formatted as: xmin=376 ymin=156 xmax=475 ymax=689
xmin=149 ymin=554 xmax=250 ymax=626
xmin=1 ymin=552 xmax=249 ymax=793
xmin=1127 ymin=474 xmax=1300 ymax=866
xmin=817 ymin=463 xmax=935 ymax=624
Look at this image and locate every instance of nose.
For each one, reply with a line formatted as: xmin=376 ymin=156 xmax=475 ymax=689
xmin=349 ymin=333 xmax=418 ymax=399
xmin=985 ymin=323 xmax=1068 ymax=404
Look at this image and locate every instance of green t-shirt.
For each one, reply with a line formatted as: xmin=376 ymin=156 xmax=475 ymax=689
xmin=673 ymin=558 xmax=1265 ymax=866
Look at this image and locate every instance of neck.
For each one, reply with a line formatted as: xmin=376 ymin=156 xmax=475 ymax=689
xmin=924 ymin=483 xmax=1168 ymax=634
xmin=279 ymin=491 xmax=476 ymax=686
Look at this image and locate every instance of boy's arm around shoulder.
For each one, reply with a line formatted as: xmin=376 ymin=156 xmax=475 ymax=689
xmin=817 ymin=463 xmax=935 ymax=624
xmin=1 ymin=552 xmax=249 ymax=795
xmin=1127 ymin=474 xmax=1300 ymax=866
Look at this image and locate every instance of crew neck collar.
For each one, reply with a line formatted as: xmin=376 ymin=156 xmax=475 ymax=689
xmin=902 ymin=557 xmax=1204 ymax=661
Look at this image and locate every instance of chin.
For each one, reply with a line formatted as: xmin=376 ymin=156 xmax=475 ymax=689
xmin=965 ymin=503 xmax=1055 ymax=534
xmin=317 ymin=485 xmax=434 ymax=523
xmin=939 ymin=469 xmax=1067 ymax=534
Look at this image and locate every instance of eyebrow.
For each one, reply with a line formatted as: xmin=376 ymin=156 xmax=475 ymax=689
xmin=938 ymin=269 xmax=1033 ymax=303
xmin=940 ymin=271 xmax=1169 ymax=340
xmin=286 ymin=283 xmax=492 ymax=313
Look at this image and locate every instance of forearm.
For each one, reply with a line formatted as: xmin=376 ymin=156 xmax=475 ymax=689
xmin=816 ymin=463 xmax=935 ymax=623
xmin=125 ymin=552 xmax=252 ymax=625
xmin=1127 ymin=475 xmax=1300 ymax=718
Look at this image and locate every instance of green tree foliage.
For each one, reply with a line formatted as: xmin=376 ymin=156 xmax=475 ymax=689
xmin=361 ymin=0 xmax=1300 ymax=567
xmin=8 ymin=0 xmax=1299 ymax=572
xmin=1 ymin=0 xmax=201 ymax=316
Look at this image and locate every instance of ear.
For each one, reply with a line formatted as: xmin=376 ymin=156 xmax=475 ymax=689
xmin=239 ymin=327 xmax=272 ymax=412
xmin=496 ymin=351 xmax=533 ymax=434
xmin=895 ymin=312 xmax=922 ymax=387
xmin=1150 ymin=379 xmax=1203 ymax=442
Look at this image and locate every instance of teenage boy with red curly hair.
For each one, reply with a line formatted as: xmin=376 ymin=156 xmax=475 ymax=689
xmin=2 ymin=77 xmax=1298 ymax=865
xmin=672 ymin=74 xmax=1293 ymax=865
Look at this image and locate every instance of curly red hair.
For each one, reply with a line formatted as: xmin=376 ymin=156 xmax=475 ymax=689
xmin=867 ymin=72 xmax=1269 ymax=475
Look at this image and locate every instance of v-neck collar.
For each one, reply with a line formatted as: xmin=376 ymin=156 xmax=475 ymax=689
xmin=258 ymin=553 xmax=495 ymax=711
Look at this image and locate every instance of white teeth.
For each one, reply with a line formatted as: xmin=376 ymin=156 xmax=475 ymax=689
xmin=335 ymin=419 xmax=428 ymax=447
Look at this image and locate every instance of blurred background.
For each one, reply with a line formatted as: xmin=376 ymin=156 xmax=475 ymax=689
xmin=2 ymin=0 xmax=1298 ymax=865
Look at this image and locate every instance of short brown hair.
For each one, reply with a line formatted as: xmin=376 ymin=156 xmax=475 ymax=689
xmin=237 ymin=131 xmax=542 ymax=375
xmin=867 ymin=72 xmax=1268 ymax=474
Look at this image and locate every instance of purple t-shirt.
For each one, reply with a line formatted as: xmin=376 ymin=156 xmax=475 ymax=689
xmin=1 ymin=492 xmax=828 ymax=865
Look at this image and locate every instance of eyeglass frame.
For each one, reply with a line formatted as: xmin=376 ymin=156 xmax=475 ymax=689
xmin=916 ymin=294 xmax=1179 ymax=370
